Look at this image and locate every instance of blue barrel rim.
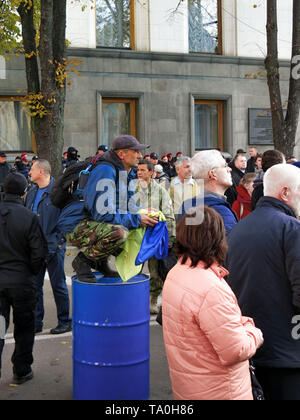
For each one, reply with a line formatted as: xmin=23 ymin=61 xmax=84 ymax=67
xmin=72 ymin=273 xmax=149 ymax=286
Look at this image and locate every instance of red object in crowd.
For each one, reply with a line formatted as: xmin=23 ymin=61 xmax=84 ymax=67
xmin=232 ymin=186 xmax=252 ymax=221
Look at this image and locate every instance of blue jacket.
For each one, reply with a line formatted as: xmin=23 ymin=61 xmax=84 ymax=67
xmin=83 ymin=151 xmax=141 ymax=230
xmin=55 ymin=198 xmax=86 ymax=237
xmin=226 ymin=197 xmax=300 ymax=368
xmin=25 ymin=178 xmax=63 ymax=255
xmin=179 ymin=192 xmax=237 ymax=235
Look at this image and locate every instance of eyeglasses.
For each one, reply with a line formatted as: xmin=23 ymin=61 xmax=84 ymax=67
xmin=211 ymin=162 xmax=229 ymax=170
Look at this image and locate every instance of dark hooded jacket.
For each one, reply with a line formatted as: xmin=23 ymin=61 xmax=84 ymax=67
xmin=226 ymin=197 xmax=300 ymax=368
xmin=0 ymin=194 xmax=47 ymax=288
xmin=83 ymin=151 xmax=141 ymax=229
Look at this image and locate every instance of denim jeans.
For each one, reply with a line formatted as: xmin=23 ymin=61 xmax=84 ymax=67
xmin=35 ymin=247 xmax=71 ymax=330
xmin=0 ymin=286 xmax=37 ymax=377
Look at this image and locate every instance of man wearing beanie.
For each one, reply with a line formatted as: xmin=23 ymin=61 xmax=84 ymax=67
xmin=0 ymin=173 xmax=47 ymax=384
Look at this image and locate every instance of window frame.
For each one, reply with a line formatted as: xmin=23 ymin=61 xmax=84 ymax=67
xmin=95 ymin=0 xmax=135 ymax=50
xmin=102 ymin=97 xmax=136 ymax=138
xmin=188 ymin=0 xmax=223 ymax=55
xmin=0 ymin=96 xmax=36 ymax=153
xmin=190 ymin=94 xmax=233 ymax=155
xmin=194 ymin=99 xmax=224 ymax=151
xmin=97 ymin=94 xmax=140 ymax=148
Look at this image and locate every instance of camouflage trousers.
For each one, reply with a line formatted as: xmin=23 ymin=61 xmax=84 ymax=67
xmin=148 ymin=257 xmax=163 ymax=298
xmin=67 ymin=218 xmax=128 ymax=262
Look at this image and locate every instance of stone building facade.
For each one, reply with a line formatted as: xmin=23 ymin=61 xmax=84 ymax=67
xmin=0 ymin=0 xmax=298 ymax=160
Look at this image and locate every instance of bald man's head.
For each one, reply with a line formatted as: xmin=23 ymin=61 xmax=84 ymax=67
xmin=264 ymin=163 xmax=300 ymax=216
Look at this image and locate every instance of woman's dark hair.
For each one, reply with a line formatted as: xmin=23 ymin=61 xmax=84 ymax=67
xmin=262 ymin=149 xmax=284 ymax=172
xmin=254 ymin=153 xmax=262 ymax=163
xmin=175 ymin=206 xmax=228 ymax=269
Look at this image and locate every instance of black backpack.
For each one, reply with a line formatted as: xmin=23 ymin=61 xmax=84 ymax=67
xmin=50 ymin=155 xmax=105 ymax=209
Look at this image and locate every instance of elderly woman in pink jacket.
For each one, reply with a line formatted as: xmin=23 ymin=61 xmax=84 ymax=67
xmin=162 ymin=206 xmax=264 ymax=400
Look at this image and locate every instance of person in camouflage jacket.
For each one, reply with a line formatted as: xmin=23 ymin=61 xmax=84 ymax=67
xmin=134 ymin=159 xmax=176 ymax=313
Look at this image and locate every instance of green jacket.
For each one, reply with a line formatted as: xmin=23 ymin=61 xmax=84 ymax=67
xmin=134 ymin=179 xmax=176 ymax=242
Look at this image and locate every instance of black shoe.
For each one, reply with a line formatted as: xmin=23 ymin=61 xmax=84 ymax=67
xmin=13 ymin=370 xmax=34 ymax=385
xmin=50 ymin=324 xmax=72 ymax=335
xmin=96 ymin=259 xmax=118 ymax=278
xmin=35 ymin=326 xmax=43 ymax=334
xmin=72 ymin=252 xmax=97 ymax=283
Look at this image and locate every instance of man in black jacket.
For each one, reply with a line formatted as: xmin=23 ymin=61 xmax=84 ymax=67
xmin=231 ymin=154 xmax=247 ymax=186
xmin=226 ymin=163 xmax=300 ymax=400
xmin=0 ymin=173 xmax=47 ymax=384
xmin=246 ymin=147 xmax=258 ymax=173
xmin=0 ymin=152 xmax=11 ymax=201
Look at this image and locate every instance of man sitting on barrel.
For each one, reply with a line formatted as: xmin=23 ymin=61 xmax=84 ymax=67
xmin=69 ymin=135 xmax=159 ymax=283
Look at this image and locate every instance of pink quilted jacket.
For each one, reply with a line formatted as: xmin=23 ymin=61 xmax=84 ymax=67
xmin=162 ymin=259 xmax=262 ymax=400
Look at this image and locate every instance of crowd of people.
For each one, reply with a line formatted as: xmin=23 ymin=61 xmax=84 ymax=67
xmin=0 ymin=136 xmax=300 ymax=400
xmin=0 ymin=152 xmax=38 ymax=197
xmin=162 ymin=149 xmax=300 ymax=401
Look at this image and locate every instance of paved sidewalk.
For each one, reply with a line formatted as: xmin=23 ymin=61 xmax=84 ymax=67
xmin=0 ymin=323 xmax=172 ymax=400
xmin=0 ymin=248 xmax=173 ymax=400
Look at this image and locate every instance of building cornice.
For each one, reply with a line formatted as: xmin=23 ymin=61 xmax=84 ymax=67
xmin=67 ymin=47 xmax=291 ymax=68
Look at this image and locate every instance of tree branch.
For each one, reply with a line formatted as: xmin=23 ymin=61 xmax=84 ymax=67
xmin=104 ymin=0 xmax=116 ymax=19
xmin=17 ymin=0 xmax=40 ymax=94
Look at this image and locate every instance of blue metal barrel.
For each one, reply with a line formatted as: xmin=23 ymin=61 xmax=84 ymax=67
xmin=72 ymin=273 xmax=150 ymax=400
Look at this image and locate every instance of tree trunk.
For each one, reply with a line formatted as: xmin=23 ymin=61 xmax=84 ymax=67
xmin=265 ymin=0 xmax=286 ymax=152
xmin=36 ymin=0 xmax=67 ymax=177
xmin=285 ymin=0 xmax=300 ymax=157
xmin=265 ymin=0 xmax=300 ymax=158
xmin=18 ymin=0 xmax=67 ymax=177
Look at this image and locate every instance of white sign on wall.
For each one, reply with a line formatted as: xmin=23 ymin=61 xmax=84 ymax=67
xmin=0 ymin=56 xmax=6 ymax=79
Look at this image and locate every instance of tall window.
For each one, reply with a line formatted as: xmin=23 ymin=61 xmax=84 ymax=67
xmin=102 ymin=98 xmax=136 ymax=146
xmin=96 ymin=0 xmax=132 ymax=49
xmin=194 ymin=100 xmax=224 ymax=150
xmin=189 ymin=0 xmax=221 ymax=54
xmin=0 ymin=97 xmax=34 ymax=152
